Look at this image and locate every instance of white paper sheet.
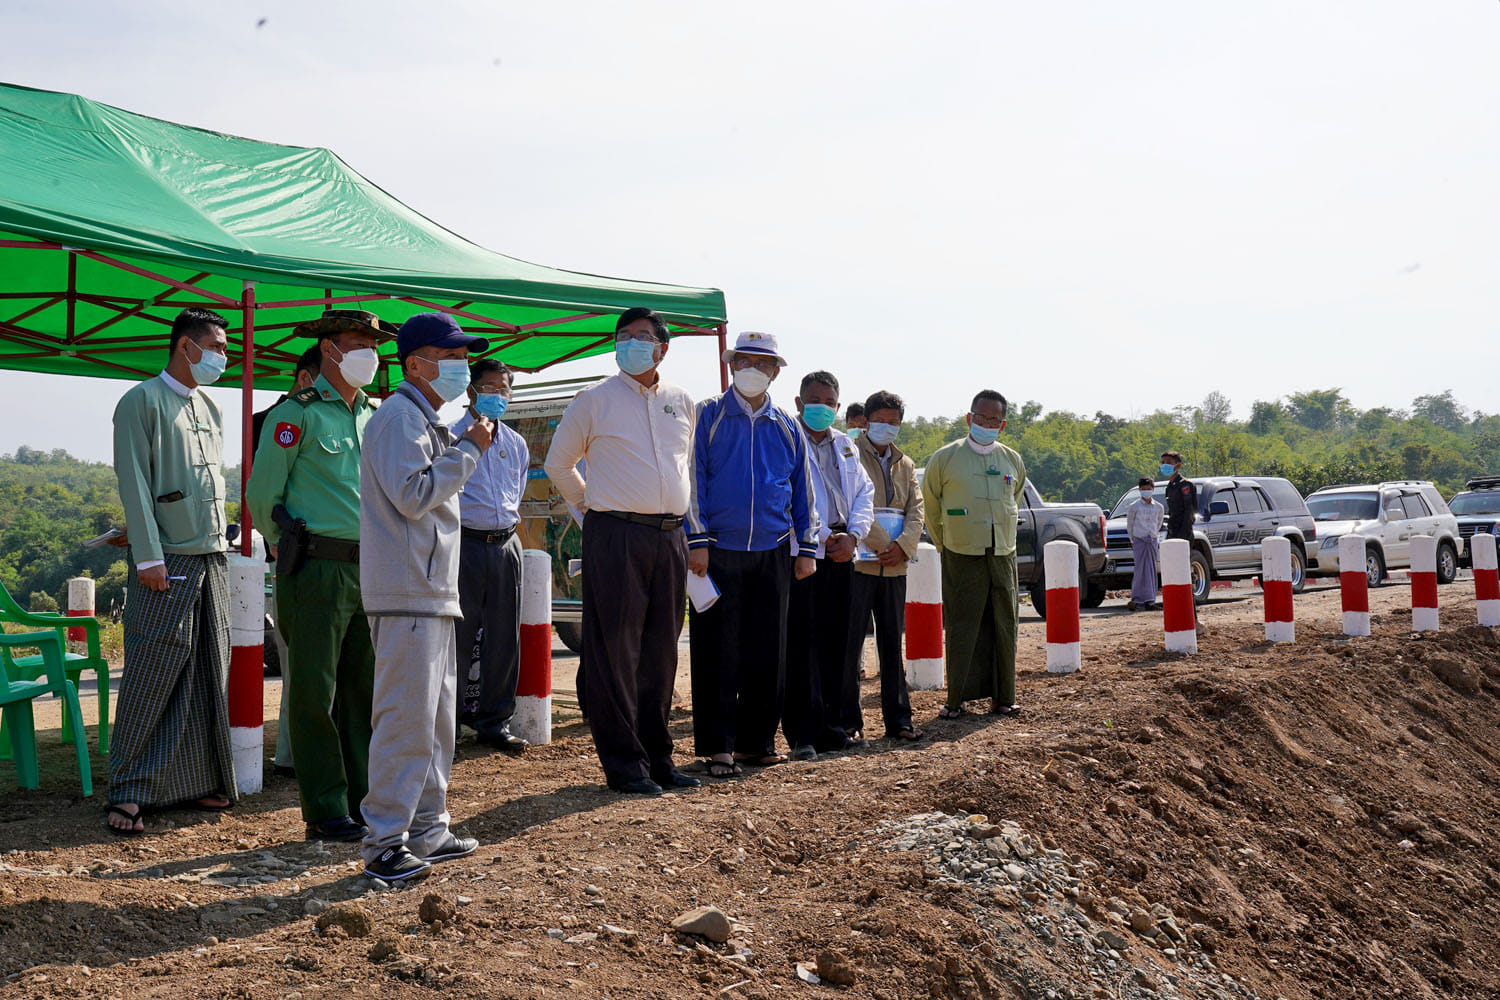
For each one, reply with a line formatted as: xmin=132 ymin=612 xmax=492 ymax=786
xmin=686 ymin=571 xmax=721 ymax=613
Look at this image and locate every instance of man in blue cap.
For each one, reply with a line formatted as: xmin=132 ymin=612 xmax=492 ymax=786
xmin=358 ymin=312 xmax=494 ymax=883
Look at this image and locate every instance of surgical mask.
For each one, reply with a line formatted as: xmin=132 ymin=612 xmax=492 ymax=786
xmin=1140 ymin=492 xmax=1153 ymax=502
xmin=615 ymin=338 xmax=657 ymax=375
xmin=865 ymin=421 xmax=900 ymax=447
xmin=417 ymin=357 xmax=471 ymax=402
xmin=801 ymin=403 xmax=837 ymax=432
xmin=848 ymin=427 xmax=862 ymax=439
xmin=969 ymin=423 xmax=1000 ymax=446
xmin=474 ymin=392 xmax=509 ymax=420
xmin=733 ymin=367 xmax=772 ymax=397
xmin=186 ymin=339 xmax=227 ymax=386
xmin=331 ymin=345 xmax=380 ymax=387
xmin=1160 ymin=463 xmax=1176 ymax=477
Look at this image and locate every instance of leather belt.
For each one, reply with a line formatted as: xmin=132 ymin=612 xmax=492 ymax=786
xmin=462 ymin=525 xmax=517 ymax=544
xmin=602 ymin=510 xmax=685 ymax=531
xmin=305 ymin=533 xmax=360 ymax=564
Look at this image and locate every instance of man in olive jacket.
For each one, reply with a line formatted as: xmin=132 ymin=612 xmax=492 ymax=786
xmin=921 ymin=389 xmax=1027 ymax=718
xmin=843 ymin=390 xmax=925 ymax=742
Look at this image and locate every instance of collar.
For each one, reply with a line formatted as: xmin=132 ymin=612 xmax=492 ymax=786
xmin=614 ymin=371 xmax=660 ymax=396
xmin=730 ymin=388 xmax=773 ymax=418
xmin=967 ymin=436 xmax=998 ymax=455
xmin=158 ymin=370 xmax=194 ymax=398
xmin=397 ymin=381 xmax=441 ymax=425
xmin=313 ymin=373 xmax=367 ymax=409
xmin=857 ymin=433 xmax=902 ymax=463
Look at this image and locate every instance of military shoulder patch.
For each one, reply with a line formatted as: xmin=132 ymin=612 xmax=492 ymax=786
xmin=274 ymin=422 xmax=301 ymax=448
xmin=289 ymin=386 xmax=320 ymax=405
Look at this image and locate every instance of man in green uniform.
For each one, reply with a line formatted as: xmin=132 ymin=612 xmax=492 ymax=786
xmin=921 ymin=389 xmax=1027 ymax=719
xmin=107 ymin=307 xmax=238 ymax=835
xmin=246 ymin=309 xmax=394 ymax=842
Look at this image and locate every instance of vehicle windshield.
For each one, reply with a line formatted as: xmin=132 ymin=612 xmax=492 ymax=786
xmin=1110 ymin=486 xmax=1165 ymax=518
xmin=1306 ymin=493 xmax=1379 ymax=522
xmin=1450 ymin=492 xmax=1500 ymax=515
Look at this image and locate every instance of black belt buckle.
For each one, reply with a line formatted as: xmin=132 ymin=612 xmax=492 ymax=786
xmin=657 ymin=516 xmax=683 ymax=532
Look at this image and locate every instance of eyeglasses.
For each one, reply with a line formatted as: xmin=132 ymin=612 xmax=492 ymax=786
xmin=615 ymin=332 xmax=659 ymax=344
xmin=969 ymin=411 xmax=1005 ymax=429
xmin=731 ymin=355 xmax=779 ymax=375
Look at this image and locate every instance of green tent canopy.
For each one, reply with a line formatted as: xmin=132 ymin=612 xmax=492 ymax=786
xmin=0 ymin=82 xmax=728 ymax=388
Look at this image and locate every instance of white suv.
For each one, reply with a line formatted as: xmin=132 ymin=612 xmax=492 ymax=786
xmin=1304 ymin=481 xmax=1461 ymax=587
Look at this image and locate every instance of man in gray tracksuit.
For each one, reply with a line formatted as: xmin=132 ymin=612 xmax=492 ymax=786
xmin=358 ymin=313 xmax=494 ymax=882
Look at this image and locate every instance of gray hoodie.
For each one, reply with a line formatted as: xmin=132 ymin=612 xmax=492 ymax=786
xmin=359 ymin=382 xmax=480 ymax=617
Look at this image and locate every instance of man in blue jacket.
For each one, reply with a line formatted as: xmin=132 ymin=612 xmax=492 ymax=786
xmin=686 ymin=332 xmax=819 ymax=778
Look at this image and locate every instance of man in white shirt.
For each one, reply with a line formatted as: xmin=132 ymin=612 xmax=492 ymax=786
xmin=543 ymin=308 xmax=700 ymax=795
xmin=453 ymin=359 xmax=531 ymax=751
xmin=1126 ymin=476 xmax=1164 ymax=611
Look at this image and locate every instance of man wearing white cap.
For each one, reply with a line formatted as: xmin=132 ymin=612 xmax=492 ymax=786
xmin=686 ymin=331 xmax=819 ymax=778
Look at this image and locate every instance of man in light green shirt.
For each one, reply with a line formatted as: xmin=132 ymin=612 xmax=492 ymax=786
xmin=921 ymin=389 xmax=1027 ymax=719
xmin=107 ymin=307 xmax=237 ymax=835
xmin=246 ymin=308 xmax=392 ymax=843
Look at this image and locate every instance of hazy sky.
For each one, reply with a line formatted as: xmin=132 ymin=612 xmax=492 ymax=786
xmin=2 ymin=0 xmax=1497 ymax=464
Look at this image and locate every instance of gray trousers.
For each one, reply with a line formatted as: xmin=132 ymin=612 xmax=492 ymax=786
xmin=360 ymin=615 xmax=457 ymax=863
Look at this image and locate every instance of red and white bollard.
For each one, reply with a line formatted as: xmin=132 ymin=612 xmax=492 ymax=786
xmin=1472 ymin=533 xmax=1500 ymax=627
xmin=227 ymin=553 xmax=265 ymax=795
xmin=904 ymin=543 xmax=944 ymax=690
xmin=1044 ymin=540 xmax=1080 ymax=673
xmin=513 ymin=549 xmax=553 ymax=745
xmin=1260 ymin=536 xmax=1294 ymax=643
xmin=1339 ymin=535 xmax=1371 ymax=636
xmin=1409 ymin=535 xmax=1439 ymax=632
xmin=67 ymin=577 xmax=94 ymax=642
xmin=1161 ymin=539 xmax=1197 ymax=654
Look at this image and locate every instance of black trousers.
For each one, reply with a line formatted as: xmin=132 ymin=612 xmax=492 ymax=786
xmin=783 ymin=557 xmax=857 ymax=751
xmin=844 ymin=572 xmax=914 ymax=736
xmin=455 ymin=532 xmax=524 ymax=740
xmin=580 ymin=511 xmax=687 ymax=784
xmin=689 ymin=547 xmax=792 ymax=758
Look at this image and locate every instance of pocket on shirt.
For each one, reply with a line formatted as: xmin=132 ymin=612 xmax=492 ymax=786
xmin=154 ymin=491 xmax=197 ymax=545
xmin=317 ymin=435 xmax=350 ymax=455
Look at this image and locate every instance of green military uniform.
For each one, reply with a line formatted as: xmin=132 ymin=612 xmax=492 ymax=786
xmin=246 ymin=373 xmax=376 ymax=825
xmin=921 ymin=437 xmax=1028 ymax=710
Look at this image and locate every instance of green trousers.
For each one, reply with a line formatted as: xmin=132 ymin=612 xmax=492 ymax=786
xmin=940 ymin=549 xmax=1019 ymax=709
xmin=276 ymin=557 xmax=374 ymax=823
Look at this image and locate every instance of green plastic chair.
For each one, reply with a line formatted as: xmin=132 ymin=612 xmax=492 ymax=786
xmin=0 ymin=629 xmax=93 ymax=796
xmin=0 ymin=581 xmax=110 ymax=754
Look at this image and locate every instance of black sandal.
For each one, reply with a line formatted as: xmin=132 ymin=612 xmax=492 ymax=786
xmin=889 ymin=727 xmax=925 ymax=741
xmin=937 ymin=705 xmax=967 ymax=720
xmin=188 ymin=795 xmax=233 ymax=812
xmin=989 ymin=702 xmax=1021 ymax=717
xmin=734 ymin=753 xmax=789 ymax=767
xmin=106 ymin=803 xmax=145 ymax=836
xmin=705 ymin=760 xmax=744 ymax=779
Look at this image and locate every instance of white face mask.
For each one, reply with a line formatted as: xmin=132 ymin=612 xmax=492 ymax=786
xmin=733 ymin=367 xmax=772 ymax=397
xmin=332 ymin=345 xmax=380 ymax=387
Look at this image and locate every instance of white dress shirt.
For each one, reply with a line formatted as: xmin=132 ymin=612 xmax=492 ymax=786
xmin=453 ymin=412 xmax=529 ymax=531
xmin=1127 ymin=497 xmax=1164 ymax=540
xmin=543 ymin=372 xmax=695 ymax=516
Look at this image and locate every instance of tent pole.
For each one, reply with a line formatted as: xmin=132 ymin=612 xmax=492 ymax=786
xmin=716 ymin=323 xmax=729 ymax=392
xmin=240 ymin=281 xmax=256 ymax=557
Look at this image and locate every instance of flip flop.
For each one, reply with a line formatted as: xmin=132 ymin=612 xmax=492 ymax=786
xmin=188 ymin=796 xmax=233 ymax=812
xmin=105 ymin=803 xmax=145 ymax=837
xmin=889 ymin=727 xmax=925 ymax=741
xmin=989 ymin=702 xmax=1021 ymax=717
xmin=734 ymin=753 xmax=789 ymax=767
xmin=937 ymin=705 xmax=968 ymax=720
xmin=705 ymin=760 xmax=744 ymax=779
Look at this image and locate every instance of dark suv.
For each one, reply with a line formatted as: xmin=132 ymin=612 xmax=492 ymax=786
xmin=1451 ymin=477 xmax=1500 ymax=567
xmin=1100 ymin=476 xmax=1316 ymax=603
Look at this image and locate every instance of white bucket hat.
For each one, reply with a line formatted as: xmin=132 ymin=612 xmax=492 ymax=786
xmin=721 ymin=330 xmax=787 ymax=367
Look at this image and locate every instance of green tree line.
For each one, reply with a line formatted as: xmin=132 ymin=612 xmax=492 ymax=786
xmin=2 ymin=387 xmax=1494 ymax=611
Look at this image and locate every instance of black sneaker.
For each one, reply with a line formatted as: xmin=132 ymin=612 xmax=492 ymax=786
xmin=305 ymin=815 xmax=368 ymax=843
xmin=365 ymin=846 xmax=431 ymax=882
xmin=423 ymin=834 xmax=479 ymax=864
xmin=651 ymin=768 xmax=702 ymax=788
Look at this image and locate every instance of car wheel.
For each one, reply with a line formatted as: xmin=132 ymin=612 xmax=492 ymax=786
xmin=1081 ymin=578 xmax=1107 ymax=608
xmin=555 ymin=621 xmax=583 ymax=654
xmin=1365 ymin=547 xmax=1385 ymax=589
xmin=1436 ymin=542 xmax=1458 ymax=585
xmin=1030 ymin=583 xmax=1047 ymax=620
xmin=262 ymin=632 xmax=281 ymax=677
xmin=1190 ymin=549 xmax=1211 ymax=604
xmin=1289 ymin=544 xmax=1306 ymax=594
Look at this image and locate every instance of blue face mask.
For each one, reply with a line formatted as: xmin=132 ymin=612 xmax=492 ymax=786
xmin=801 ymin=403 xmax=837 ymax=432
xmin=615 ymin=338 xmax=657 ymax=375
xmin=1160 ymin=463 xmax=1176 ymax=477
xmin=865 ymin=421 xmax=900 ymax=447
xmin=417 ymin=357 xmax=470 ymax=402
xmin=474 ymin=392 xmax=509 ymax=420
xmin=848 ymin=427 xmax=862 ymax=439
xmin=969 ymin=422 xmax=1000 ymax=446
xmin=187 ymin=339 xmax=227 ymax=386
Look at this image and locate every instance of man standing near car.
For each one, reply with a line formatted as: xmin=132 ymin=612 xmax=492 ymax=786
xmin=247 ymin=309 xmax=394 ymax=843
xmin=1161 ymin=450 xmax=1206 ymax=635
xmin=544 ymin=307 xmax=701 ymax=796
xmin=1126 ymin=477 xmax=1163 ymax=611
xmin=922 ymin=390 xmax=1026 ymax=719
xmin=453 ymin=359 xmax=529 ymax=754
